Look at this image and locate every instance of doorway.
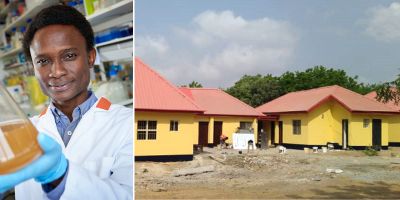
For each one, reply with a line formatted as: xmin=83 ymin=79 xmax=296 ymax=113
xmin=342 ymin=119 xmax=349 ymax=149
xmin=270 ymin=121 xmax=275 ymax=144
xmin=198 ymin=122 xmax=209 ymax=146
xmin=372 ymin=119 xmax=382 ymax=150
xmin=278 ymin=121 xmax=283 ymax=145
xmin=213 ymin=121 xmax=223 ymax=146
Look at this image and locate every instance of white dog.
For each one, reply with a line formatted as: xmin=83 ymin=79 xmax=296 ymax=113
xmin=278 ymin=145 xmax=287 ymax=154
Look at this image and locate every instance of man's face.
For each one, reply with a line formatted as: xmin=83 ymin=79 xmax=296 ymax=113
xmin=29 ymin=25 xmax=95 ymax=105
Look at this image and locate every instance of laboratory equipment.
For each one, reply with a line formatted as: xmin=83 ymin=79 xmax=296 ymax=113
xmin=0 ymin=84 xmax=42 ymax=174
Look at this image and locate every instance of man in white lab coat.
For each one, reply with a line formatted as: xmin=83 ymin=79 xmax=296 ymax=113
xmin=0 ymin=5 xmax=133 ymax=199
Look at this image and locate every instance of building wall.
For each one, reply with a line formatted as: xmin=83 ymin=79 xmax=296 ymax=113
xmin=275 ymin=113 xmax=309 ymax=145
xmin=329 ymin=101 xmax=351 ymax=145
xmin=307 ymin=101 xmax=335 ymax=145
xmin=388 ymin=116 xmax=400 ymax=144
xmin=135 ymin=111 xmax=196 ymax=156
xmin=194 ymin=116 xmax=258 ymax=145
xmin=268 ymin=100 xmax=391 ymax=147
xmin=349 ymin=114 xmax=389 ymax=147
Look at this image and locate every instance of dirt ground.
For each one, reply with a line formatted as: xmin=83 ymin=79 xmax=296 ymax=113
xmin=135 ymin=146 xmax=400 ymax=199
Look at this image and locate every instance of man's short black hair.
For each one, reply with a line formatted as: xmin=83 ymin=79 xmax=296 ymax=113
xmin=23 ymin=5 xmax=94 ymax=62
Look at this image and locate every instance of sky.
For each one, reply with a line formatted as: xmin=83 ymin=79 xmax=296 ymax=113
xmin=136 ymin=0 xmax=400 ymax=88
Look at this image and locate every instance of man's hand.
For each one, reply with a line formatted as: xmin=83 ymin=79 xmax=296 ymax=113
xmin=0 ymin=133 xmax=68 ymax=193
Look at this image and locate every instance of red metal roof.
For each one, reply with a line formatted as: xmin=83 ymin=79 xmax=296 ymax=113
xmin=365 ymin=91 xmax=400 ymax=111
xmin=135 ymin=58 xmax=203 ymax=113
xmin=180 ymin=88 xmax=264 ymax=117
xmin=256 ymin=85 xmax=399 ymax=114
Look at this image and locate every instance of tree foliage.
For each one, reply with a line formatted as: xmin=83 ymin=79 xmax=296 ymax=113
xmin=375 ymin=75 xmax=400 ymax=104
xmin=226 ymin=66 xmax=377 ymax=107
xmin=188 ymin=81 xmax=203 ymax=88
xmin=226 ymin=74 xmax=282 ymax=107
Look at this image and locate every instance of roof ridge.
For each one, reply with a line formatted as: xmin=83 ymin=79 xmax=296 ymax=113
xmin=289 ymin=85 xmax=339 ymax=94
xmin=257 ymin=85 xmax=337 ymax=110
xmin=256 ymin=92 xmax=291 ymax=109
xmin=184 ymin=87 xmax=219 ymax=90
xmin=136 ymin=58 xmax=203 ymax=111
xmin=213 ymin=89 xmax=264 ymax=116
xmin=365 ymin=91 xmax=376 ymax=96
xmin=333 ymin=86 xmax=398 ymax=111
xmin=364 ymin=90 xmax=400 ymax=111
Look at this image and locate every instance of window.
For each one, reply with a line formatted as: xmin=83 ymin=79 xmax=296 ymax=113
xmin=137 ymin=120 xmax=157 ymax=140
xmin=239 ymin=122 xmax=252 ymax=130
xmin=170 ymin=120 xmax=179 ymax=131
xmin=363 ymin=119 xmax=369 ymax=128
xmin=293 ymin=120 xmax=301 ymax=135
xmin=137 ymin=121 xmax=147 ymax=140
xmin=237 ymin=121 xmax=253 ymax=133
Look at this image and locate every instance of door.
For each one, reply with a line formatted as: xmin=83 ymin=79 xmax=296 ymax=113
xmin=372 ymin=119 xmax=382 ymax=150
xmin=213 ymin=121 xmax=223 ymax=145
xmin=342 ymin=119 xmax=348 ymax=149
xmin=258 ymin=121 xmax=267 ymax=148
xmin=257 ymin=121 xmax=263 ymax=143
xmin=270 ymin=121 xmax=275 ymax=144
xmin=198 ymin=122 xmax=209 ymax=146
xmin=278 ymin=121 xmax=283 ymax=145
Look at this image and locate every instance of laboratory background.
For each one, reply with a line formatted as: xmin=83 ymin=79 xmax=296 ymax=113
xmin=0 ymin=0 xmax=133 ymax=118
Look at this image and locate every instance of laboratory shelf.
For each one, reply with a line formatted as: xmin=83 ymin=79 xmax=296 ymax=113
xmin=0 ymin=47 xmax=22 ymax=59
xmin=86 ymin=0 xmax=133 ymax=27
xmin=0 ymin=0 xmax=58 ymax=35
xmin=95 ymin=35 xmax=133 ymax=48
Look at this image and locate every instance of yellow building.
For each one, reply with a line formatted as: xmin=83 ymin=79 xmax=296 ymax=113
xmin=135 ymin=58 xmax=203 ymax=161
xmin=365 ymin=91 xmax=400 ymax=146
xmin=180 ymin=88 xmax=263 ymax=147
xmin=256 ymin=85 xmax=399 ymax=150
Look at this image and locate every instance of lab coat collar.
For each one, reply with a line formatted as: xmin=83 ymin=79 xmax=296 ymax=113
xmin=95 ymin=97 xmax=111 ymax=111
xmin=36 ymin=97 xmax=112 ymax=150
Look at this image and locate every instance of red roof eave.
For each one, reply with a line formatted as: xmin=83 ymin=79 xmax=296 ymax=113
xmin=351 ymin=111 xmax=399 ymax=115
xmin=200 ymin=113 xmax=263 ymax=118
xmin=258 ymin=115 xmax=279 ymax=120
xmin=263 ymin=111 xmax=308 ymax=115
xmin=306 ymin=95 xmax=354 ymax=113
xmin=135 ymin=108 xmax=205 ymax=114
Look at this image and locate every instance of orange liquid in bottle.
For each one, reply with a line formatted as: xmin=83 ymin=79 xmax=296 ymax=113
xmin=0 ymin=119 xmax=43 ymax=174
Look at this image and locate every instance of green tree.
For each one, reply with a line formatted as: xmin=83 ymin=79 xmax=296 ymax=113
xmin=226 ymin=74 xmax=283 ymax=107
xmin=226 ymin=66 xmax=377 ymax=107
xmin=376 ymin=76 xmax=400 ymax=104
xmin=278 ymin=66 xmax=376 ymax=94
xmin=188 ymin=81 xmax=203 ymax=88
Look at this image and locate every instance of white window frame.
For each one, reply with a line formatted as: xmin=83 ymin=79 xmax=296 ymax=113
xmin=137 ymin=120 xmax=157 ymax=140
xmin=363 ymin=119 xmax=369 ymax=128
xmin=170 ymin=120 xmax=179 ymax=131
xmin=293 ymin=120 xmax=301 ymax=135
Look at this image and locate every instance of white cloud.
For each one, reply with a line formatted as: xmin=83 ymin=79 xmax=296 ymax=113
xmin=136 ymin=35 xmax=169 ymax=56
xmin=187 ymin=10 xmax=296 ymax=49
xmin=366 ymin=2 xmax=400 ymax=42
xmin=136 ymin=10 xmax=298 ymax=88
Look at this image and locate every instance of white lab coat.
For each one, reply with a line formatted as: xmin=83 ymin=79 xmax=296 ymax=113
xmin=15 ymin=97 xmax=133 ymax=200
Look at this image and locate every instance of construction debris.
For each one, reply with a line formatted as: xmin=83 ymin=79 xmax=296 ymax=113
xmin=208 ymin=155 xmax=226 ymax=164
xmin=326 ymin=168 xmax=343 ymax=174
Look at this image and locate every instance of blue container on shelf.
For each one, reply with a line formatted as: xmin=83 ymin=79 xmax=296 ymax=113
xmin=101 ymin=29 xmax=113 ymax=43
xmin=110 ymin=27 xmax=122 ymax=41
xmin=119 ymin=26 xmax=132 ymax=37
xmin=95 ymin=25 xmax=132 ymax=45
